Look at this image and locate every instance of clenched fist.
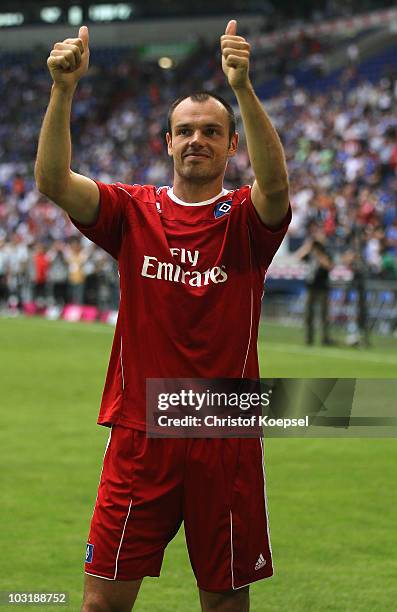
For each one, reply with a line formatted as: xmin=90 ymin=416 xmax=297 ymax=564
xmin=221 ymin=20 xmax=251 ymax=91
xmin=47 ymin=26 xmax=90 ymax=91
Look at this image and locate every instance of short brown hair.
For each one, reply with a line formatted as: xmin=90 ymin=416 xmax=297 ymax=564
xmin=167 ymin=92 xmax=236 ymax=142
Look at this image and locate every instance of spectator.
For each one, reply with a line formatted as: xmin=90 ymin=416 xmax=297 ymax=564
xmin=4 ymin=233 xmax=28 ymax=308
xmin=48 ymin=241 xmax=69 ymax=306
xmin=66 ymin=238 xmax=87 ymax=305
xmin=385 ymin=217 xmax=397 ymax=256
xmin=296 ymin=222 xmax=334 ymax=345
xmin=380 ymin=243 xmax=397 ymax=280
xmin=33 ymin=242 xmax=49 ymax=306
xmin=342 ymin=227 xmax=370 ymax=347
xmin=0 ymin=237 xmax=9 ymax=310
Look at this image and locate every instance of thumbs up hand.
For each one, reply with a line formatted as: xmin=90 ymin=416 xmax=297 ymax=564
xmin=221 ymin=20 xmax=251 ymax=91
xmin=47 ymin=26 xmax=90 ymax=91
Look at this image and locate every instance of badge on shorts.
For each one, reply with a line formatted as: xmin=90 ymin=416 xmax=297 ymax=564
xmin=214 ymin=200 xmax=232 ymax=219
xmin=85 ymin=543 xmax=94 ymax=563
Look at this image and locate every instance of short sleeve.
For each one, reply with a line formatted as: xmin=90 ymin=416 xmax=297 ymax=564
xmin=242 ymin=186 xmax=291 ymax=268
xmin=69 ymin=181 xmax=129 ymax=259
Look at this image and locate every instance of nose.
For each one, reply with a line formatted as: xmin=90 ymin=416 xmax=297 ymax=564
xmin=189 ymin=130 xmax=205 ymax=146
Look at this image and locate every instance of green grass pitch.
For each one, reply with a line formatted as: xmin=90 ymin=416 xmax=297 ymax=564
xmin=0 ymin=317 xmax=396 ymax=611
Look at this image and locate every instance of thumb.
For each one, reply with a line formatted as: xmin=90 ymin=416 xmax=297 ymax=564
xmin=225 ymin=19 xmax=237 ymax=36
xmin=78 ymin=25 xmax=89 ymax=49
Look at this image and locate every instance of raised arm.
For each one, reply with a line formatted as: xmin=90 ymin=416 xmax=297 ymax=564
xmin=34 ymin=26 xmax=99 ymax=225
xmin=221 ymin=20 xmax=289 ymax=228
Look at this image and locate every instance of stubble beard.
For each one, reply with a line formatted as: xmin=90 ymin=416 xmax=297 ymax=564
xmin=175 ymin=157 xmax=227 ymax=185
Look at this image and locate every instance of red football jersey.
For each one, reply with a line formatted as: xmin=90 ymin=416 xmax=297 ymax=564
xmin=71 ymin=182 xmax=291 ymax=430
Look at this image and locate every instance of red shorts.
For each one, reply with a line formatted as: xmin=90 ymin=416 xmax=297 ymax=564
xmin=85 ymin=425 xmax=273 ymax=592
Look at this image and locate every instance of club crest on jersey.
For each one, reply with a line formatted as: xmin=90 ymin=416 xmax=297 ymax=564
xmin=85 ymin=543 xmax=94 ymax=563
xmin=213 ymin=200 xmax=232 ymax=219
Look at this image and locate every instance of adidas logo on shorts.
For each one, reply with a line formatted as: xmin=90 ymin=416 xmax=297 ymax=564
xmin=255 ymin=553 xmax=266 ymax=570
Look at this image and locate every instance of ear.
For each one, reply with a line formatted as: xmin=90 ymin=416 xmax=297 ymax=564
xmin=166 ymin=132 xmax=173 ymax=157
xmin=227 ymin=132 xmax=239 ymax=158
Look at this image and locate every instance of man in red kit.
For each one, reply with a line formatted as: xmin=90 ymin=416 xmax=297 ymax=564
xmin=35 ymin=19 xmax=290 ymax=612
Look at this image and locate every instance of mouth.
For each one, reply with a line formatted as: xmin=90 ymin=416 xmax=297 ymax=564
xmin=183 ymin=152 xmax=211 ymax=160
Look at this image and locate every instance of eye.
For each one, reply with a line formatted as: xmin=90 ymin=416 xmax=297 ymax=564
xmin=177 ymin=128 xmax=190 ymax=135
xmin=205 ymin=128 xmax=217 ymax=136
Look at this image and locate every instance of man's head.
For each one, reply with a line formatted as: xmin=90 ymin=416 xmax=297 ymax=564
xmin=166 ymin=92 xmax=238 ymax=185
xmin=168 ymin=92 xmax=236 ymax=142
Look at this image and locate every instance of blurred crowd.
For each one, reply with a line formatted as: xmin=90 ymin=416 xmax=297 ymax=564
xmin=0 ymin=33 xmax=397 ymax=311
xmin=276 ymin=72 xmax=397 ymax=279
xmin=0 ymin=234 xmax=119 ymax=311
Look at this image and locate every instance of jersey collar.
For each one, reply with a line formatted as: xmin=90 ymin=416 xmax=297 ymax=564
xmin=167 ymin=187 xmax=230 ymax=206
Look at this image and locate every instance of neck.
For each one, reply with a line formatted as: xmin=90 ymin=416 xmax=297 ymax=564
xmin=172 ymin=175 xmax=225 ymax=203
